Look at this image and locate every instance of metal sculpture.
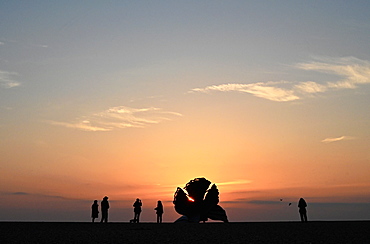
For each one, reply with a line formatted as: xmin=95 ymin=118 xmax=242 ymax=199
xmin=173 ymin=177 xmax=228 ymax=223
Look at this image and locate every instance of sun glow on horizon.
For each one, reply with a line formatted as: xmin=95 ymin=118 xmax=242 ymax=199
xmin=187 ymin=196 xmax=195 ymax=202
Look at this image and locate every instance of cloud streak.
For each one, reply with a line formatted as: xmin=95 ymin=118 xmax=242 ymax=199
xmin=1 ymin=191 xmax=67 ymax=199
xmin=191 ymin=82 xmax=299 ymax=102
xmin=0 ymin=70 xmax=21 ymax=88
xmin=48 ymin=106 xmax=182 ymax=132
xmin=217 ymin=179 xmax=252 ymax=186
xmin=247 ymin=200 xmax=282 ymax=205
xmin=10 ymin=192 xmax=29 ymax=195
xmin=321 ymin=136 xmax=356 ymax=143
xmin=296 ymin=57 xmax=370 ymax=89
xmin=190 ymin=57 xmax=370 ymax=102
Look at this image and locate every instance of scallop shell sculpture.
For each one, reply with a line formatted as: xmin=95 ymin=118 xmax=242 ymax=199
xmin=173 ymin=177 xmax=228 ymax=223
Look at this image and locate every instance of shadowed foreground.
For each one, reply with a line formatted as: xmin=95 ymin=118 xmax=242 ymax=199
xmin=1 ymin=221 xmax=369 ymax=243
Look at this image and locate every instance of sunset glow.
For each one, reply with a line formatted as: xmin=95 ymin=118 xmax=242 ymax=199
xmin=1 ymin=1 xmax=370 ymax=222
xmin=187 ymin=197 xmax=195 ymax=202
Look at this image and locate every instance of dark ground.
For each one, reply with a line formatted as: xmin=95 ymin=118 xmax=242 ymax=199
xmin=1 ymin=221 xmax=369 ymax=243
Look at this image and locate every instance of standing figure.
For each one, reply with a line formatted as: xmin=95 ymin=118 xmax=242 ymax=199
xmin=133 ymin=198 xmax=142 ymax=223
xmin=91 ymin=200 xmax=99 ymax=223
xmin=100 ymin=196 xmax=110 ymax=223
xmin=298 ymin=198 xmax=308 ymax=222
xmin=154 ymin=200 xmax=164 ymax=223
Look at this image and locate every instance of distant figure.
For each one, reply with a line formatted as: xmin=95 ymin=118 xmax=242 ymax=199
xmin=154 ymin=200 xmax=164 ymax=223
xmin=133 ymin=198 xmax=142 ymax=223
xmin=100 ymin=196 xmax=110 ymax=223
xmin=91 ymin=200 xmax=99 ymax=223
xmin=298 ymin=198 xmax=308 ymax=222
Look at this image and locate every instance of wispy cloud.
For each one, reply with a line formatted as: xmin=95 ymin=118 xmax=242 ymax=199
xmin=0 ymin=70 xmax=21 ymax=88
xmin=247 ymin=200 xmax=282 ymax=205
xmin=11 ymin=192 xmax=29 ymax=195
xmin=1 ymin=191 xmax=74 ymax=200
xmin=191 ymin=82 xmax=299 ymax=102
xmin=217 ymin=179 xmax=252 ymax=186
xmin=190 ymin=56 xmax=370 ymax=102
xmin=48 ymin=106 xmax=182 ymax=132
xmin=321 ymin=136 xmax=356 ymax=143
xmin=0 ymin=38 xmax=48 ymax=48
xmin=296 ymin=56 xmax=370 ymax=89
xmin=294 ymin=81 xmax=327 ymax=94
xmin=47 ymin=121 xmax=111 ymax=132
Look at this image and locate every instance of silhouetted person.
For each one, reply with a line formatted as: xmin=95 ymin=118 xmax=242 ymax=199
xmin=100 ymin=196 xmax=109 ymax=223
xmin=91 ymin=200 xmax=99 ymax=223
xmin=133 ymin=198 xmax=142 ymax=223
xmin=298 ymin=198 xmax=308 ymax=222
xmin=154 ymin=200 xmax=164 ymax=223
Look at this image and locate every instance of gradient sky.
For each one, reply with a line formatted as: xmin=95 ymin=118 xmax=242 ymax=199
xmin=1 ymin=1 xmax=370 ymax=222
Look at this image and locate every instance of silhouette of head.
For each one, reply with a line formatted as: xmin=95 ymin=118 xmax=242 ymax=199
xmin=103 ymin=196 xmax=108 ymax=200
xmin=94 ymin=200 xmax=98 ymax=204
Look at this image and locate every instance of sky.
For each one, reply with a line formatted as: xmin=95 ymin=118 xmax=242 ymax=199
xmin=1 ymin=1 xmax=370 ymax=222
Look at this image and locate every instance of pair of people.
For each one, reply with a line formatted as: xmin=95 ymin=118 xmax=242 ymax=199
xmin=133 ymin=199 xmax=164 ymax=223
xmin=91 ymin=196 xmax=109 ymax=223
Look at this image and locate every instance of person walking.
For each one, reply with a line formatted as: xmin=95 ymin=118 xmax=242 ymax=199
xmin=298 ymin=198 xmax=308 ymax=222
xmin=133 ymin=198 xmax=142 ymax=223
xmin=154 ymin=200 xmax=164 ymax=223
xmin=100 ymin=196 xmax=110 ymax=223
xmin=91 ymin=200 xmax=99 ymax=223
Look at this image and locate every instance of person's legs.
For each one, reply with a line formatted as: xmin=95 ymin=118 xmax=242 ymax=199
xmin=101 ymin=211 xmax=107 ymax=223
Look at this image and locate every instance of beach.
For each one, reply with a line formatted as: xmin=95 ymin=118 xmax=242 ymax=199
xmin=1 ymin=221 xmax=369 ymax=243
